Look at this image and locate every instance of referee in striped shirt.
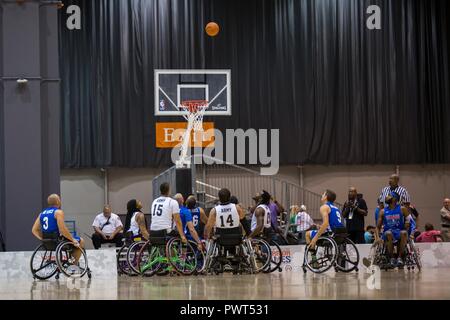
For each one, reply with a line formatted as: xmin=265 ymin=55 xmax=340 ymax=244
xmin=379 ymin=174 xmax=411 ymax=206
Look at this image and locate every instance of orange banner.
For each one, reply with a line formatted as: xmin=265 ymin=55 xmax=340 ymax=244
xmin=155 ymin=122 xmax=215 ymax=148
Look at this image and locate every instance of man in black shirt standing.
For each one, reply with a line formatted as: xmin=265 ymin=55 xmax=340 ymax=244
xmin=342 ymin=187 xmax=368 ymax=244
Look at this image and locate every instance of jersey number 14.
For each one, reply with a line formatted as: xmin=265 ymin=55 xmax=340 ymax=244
xmin=220 ymin=214 xmax=234 ymax=227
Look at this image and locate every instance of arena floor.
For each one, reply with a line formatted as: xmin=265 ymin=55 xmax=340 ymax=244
xmin=1 ymin=268 xmax=449 ymax=300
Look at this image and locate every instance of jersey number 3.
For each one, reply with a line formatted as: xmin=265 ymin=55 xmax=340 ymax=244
xmin=220 ymin=215 xmax=234 ymax=227
xmin=42 ymin=217 xmax=49 ymax=230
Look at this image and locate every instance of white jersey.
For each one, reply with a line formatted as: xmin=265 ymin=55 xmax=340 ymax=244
xmin=215 ymin=203 xmax=240 ymax=229
xmin=251 ymin=204 xmax=271 ymax=231
xmin=150 ymin=196 xmax=180 ymax=231
xmin=128 ymin=212 xmax=141 ymax=236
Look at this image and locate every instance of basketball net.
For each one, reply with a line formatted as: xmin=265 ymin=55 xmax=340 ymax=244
xmin=176 ymin=100 xmax=208 ymax=168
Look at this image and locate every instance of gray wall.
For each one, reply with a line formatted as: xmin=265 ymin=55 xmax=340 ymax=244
xmin=62 ymin=165 xmax=450 ymax=249
xmin=0 ymin=1 xmax=60 ymax=251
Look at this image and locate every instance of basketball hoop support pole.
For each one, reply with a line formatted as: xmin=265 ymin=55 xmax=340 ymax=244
xmin=176 ymin=118 xmax=194 ymax=168
xmin=175 ymin=100 xmax=208 ymax=168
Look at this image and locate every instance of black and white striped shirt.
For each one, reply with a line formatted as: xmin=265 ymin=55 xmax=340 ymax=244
xmin=379 ymin=185 xmax=411 ymax=205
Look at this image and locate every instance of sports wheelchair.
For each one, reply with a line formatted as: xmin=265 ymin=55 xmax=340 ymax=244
xmin=30 ymin=234 xmax=91 ymax=280
xmin=203 ymin=229 xmax=271 ymax=275
xmin=365 ymin=237 xmax=421 ymax=272
xmin=302 ymin=229 xmax=359 ymax=274
xmin=126 ymin=231 xmax=200 ymax=276
xmin=117 ymin=233 xmax=144 ymax=276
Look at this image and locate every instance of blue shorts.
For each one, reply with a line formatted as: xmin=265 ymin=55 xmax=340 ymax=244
xmin=309 ymin=230 xmax=332 ymax=239
xmin=382 ymin=229 xmax=402 ymax=242
xmin=310 ymin=230 xmax=318 ymax=239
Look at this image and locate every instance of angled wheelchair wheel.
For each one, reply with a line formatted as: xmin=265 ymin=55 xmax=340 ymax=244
xmin=248 ymin=238 xmax=271 ymax=273
xmin=335 ymin=238 xmax=360 ymax=273
xmin=304 ymin=237 xmax=338 ymax=273
xmin=187 ymin=240 xmax=206 ymax=275
xmin=30 ymin=244 xmax=58 ymax=280
xmin=126 ymin=241 xmax=147 ymax=275
xmin=408 ymin=240 xmax=422 ymax=272
xmin=55 ymin=241 xmax=88 ymax=278
xmin=166 ymin=238 xmax=198 ymax=276
xmin=203 ymin=240 xmax=218 ymax=274
xmin=264 ymin=240 xmax=283 ymax=273
xmin=117 ymin=244 xmax=135 ymax=276
xmin=137 ymin=242 xmax=165 ymax=277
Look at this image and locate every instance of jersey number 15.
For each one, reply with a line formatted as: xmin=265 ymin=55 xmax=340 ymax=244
xmin=152 ymin=204 xmax=163 ymax=216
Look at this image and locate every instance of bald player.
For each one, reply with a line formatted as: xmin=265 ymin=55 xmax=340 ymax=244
xmin=32 ymin=194 xmax=85 ymax=263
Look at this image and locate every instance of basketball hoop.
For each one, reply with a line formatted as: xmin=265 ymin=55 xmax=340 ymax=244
xmin=177 ymin=100 xmax=209 ymax=168
xmin=180 ymin=100 xmax=209 ymax=132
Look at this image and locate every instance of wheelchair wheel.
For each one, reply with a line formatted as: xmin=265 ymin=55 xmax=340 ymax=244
xmin=203 ymin=240 xmax=218 ymax=274
xmin=248 ymin=238 xmax=271 ymax=273
xmin=30 ymin=244 xmax=58 ymax=280
xmin=126 ymin=240 xmax=147 ymax=275
xmin=335 ymin=238 xmax=360 ymax=273
xmin=55 ymin=241 xmax=88 ymax=278
xmin=166 ymin=238 xmax=198 ymax=276
xmin=408 ymin=241 xmax=422 ymax=272
xmin=137 ymin=242 xmax=165 ymax=277
xmin=264 ymin=240 xmax=283 ymax=273
xmin=117 ymin=244 xmax=135 ymax=276
xmin=188 ymin=240 xmax=206 ymax=274
xmin=304 ymin=237 xmax=338 ymax=273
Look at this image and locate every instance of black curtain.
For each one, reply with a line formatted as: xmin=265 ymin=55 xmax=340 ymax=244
xmin=59 ymin=0 xmax=450 ymax=168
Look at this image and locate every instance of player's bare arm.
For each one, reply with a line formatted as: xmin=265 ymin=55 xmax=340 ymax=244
xmin=55 ymin=210 xmax=76 ymax=244
xmin=136 ymin=213 xmax=149 ymax=240
xmin=248 ymin=207 xmax=264 ymax=238
xmin=173 ymin=213 xmax=187 ymax=242
xmin=402 ymin=206 xmax=411 ymax=231
xmin=310 ymin=205 xmax=330 ymax=247
xmin=200 ymin=207 xmax=208 ymax=225
xmin=31 ymin=216 xmax=43 ymax=241
xmin=375 ymin=209 xmax=385 ymax=242
xmin=187 ymin=222 xmax=203 ymax=250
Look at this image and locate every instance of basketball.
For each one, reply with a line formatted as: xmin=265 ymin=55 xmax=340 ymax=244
xmin=205 ymin=22 xmax=220 ymax=37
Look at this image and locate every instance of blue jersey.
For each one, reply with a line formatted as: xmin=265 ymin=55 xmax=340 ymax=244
xmin=179 ymin=206 xmax=194 ymax=240
xmin=383 ymin=204 xmax=404 ymax=231
xmin=39 ymin=207 xmax=59 ymax=234
xmin=189 ymin=207 xmax=201 ymax=234
xmin=327 ymin=202 xmax=344 ymax=230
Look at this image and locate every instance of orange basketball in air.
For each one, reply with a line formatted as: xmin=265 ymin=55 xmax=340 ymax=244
xmin=205 ymin=22 xmax=220 ymax=37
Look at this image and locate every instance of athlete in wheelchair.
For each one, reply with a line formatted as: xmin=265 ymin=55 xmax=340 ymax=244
xmin=302 ymin=190 xmax=359 ymax=273
xmin=204 ymin=188 xmax=271 ymax=274
xmin=31 ymin=194 xmax=91 ymax=280
xmin=368 ymin=192 xmax=421 ymax=271
xmin=127 ymin=183 xmax=200 ymax=276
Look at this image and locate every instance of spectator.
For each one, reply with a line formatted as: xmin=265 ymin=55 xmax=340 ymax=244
xmin=379 ymin=174 xmax=411 ymax=206
xmin=91 ymin=205 xmax=123 ymax=249
xmin=364 ymin=225 xmax=376 ymax=244
xmin=342 ymin=187 xmax=368 ymax=244
xmin=440 ymin=198 xmax=450 ymax=240
xmin=416 ymin=223 xmax=442 ymax=243
xmin=292 ymin=205 xmax=314 ymax=232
